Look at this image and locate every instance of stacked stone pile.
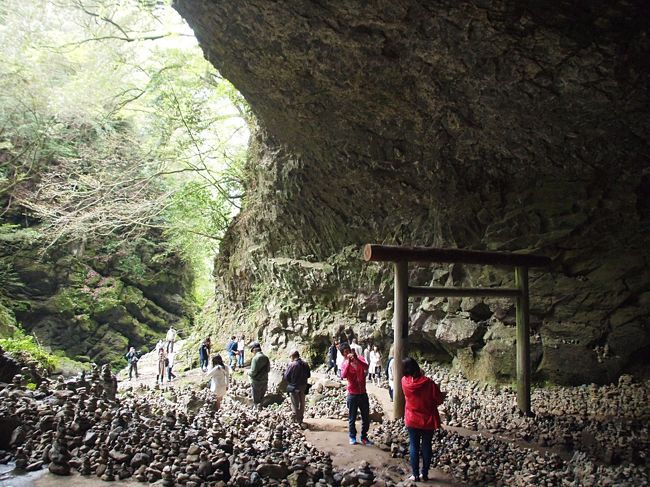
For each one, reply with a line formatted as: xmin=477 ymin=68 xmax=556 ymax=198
xmin=374 ymin=419 xmax=648 ymax=486
xmin=418 ymin=365 xmax=650 ymax=465
xmin=306 ymin=385 xmax=383 ymax=421
xmin=2 ymin=359 xmax=648 ymax=486
xmin=373 ymin=364 xmax=649 ymax=485
xmin=0 ymin=370 xmax=344 ymax=485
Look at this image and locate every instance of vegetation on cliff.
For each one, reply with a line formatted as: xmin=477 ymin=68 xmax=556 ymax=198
xmin=0 ymin=0 xmax=249 ymax=367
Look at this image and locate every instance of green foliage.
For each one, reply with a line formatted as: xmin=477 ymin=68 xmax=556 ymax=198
xmin=0 ymin=0 xmax=250 ymax=310
xmin=0 ymin=328 xmax=57 ymax=370
xmin=115 ymin=254 xmax=149 ymax=280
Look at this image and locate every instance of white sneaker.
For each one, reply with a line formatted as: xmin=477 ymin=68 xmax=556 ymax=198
xmin=407 ymin=474 xmax=420 ymax=481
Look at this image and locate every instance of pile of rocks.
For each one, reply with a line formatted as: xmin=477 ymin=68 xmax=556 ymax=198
xmin=307 ymin=386 xmax=384 ymax=422
xmin=372 ymin=364 xmax=649 ymax=486
xmin=419 ymin=365 xmax=650 ymax=466
xmin=0 ymin=367 xmax=348 ymax=485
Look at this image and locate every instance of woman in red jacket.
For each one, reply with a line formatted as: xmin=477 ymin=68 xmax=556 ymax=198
xmin=401 ymin=357 xmax=444 ymax=482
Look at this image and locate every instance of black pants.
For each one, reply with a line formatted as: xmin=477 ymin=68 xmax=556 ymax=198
xmin=347 ymin=393 xmax=370 ymax=440
xmin=326 ymin=359 xmax=337 ymax=374
xmin=129 ymin=362 xmax=138 ymax=379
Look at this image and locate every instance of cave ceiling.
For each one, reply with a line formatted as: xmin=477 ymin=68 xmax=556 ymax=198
xmin=175 ymin=0 xmax=649 ymax=180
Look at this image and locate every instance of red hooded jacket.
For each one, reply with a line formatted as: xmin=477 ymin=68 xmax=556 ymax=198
xmin=401 ymin=374 xmax=443 ymax=430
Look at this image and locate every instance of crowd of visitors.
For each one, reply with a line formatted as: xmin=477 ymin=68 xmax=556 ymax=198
xmin=125 ymin=328 xmax=445 ymax=483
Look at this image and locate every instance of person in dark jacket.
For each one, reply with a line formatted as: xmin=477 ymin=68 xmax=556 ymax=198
xmin=401 ymin=357 xmax=445 ymax=482
xmin=226 ymin=336 xmax=238 ymax=370
xmin=199 ymin=339 xmax=210 ymax=372
xmin=326 ymin=340 xmax=338 ymax=375
xmin=125 ymin=347 xmax=139 ymax=380
xmin=283 ymin=350 xmax=311 ymax=426
xmin=248 ymin=342 xmax=270 ymax=407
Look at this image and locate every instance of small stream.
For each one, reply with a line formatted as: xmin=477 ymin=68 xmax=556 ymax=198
xmin=0 ymin=463 xmax=132 ymax=487
xmin=0 ymin=463 xmax=45 ymax=487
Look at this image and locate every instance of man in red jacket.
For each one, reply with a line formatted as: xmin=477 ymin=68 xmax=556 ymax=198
xmin=401 ymin=357 xmax=445 ymax=482
xmin=340 ymin=342 xmax=373 ymax=445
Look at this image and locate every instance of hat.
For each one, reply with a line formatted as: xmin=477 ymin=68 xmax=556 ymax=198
xmin=250 ymin=342 xmax=261 ymax=352
xmin=289 ymin=350 xmax=300 ymax=358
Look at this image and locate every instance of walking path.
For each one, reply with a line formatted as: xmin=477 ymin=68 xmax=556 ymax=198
xmin=19 ymin=352 xmax=459 ymax=487
xmin=305 ymin=372 xmax=460 ymax=486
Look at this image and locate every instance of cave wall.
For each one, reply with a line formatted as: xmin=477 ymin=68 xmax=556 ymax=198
xmin=175 ymin=0 xmax=650 ymax=384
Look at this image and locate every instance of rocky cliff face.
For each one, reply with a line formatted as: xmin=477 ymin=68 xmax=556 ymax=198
xmin=175 ymin=0 xmax=650 ymax=384
xmin=1 ymin=238 xmax=195 ymax=368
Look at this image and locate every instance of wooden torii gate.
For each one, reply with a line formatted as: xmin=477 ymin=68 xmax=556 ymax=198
xmin=363 ymin=244 xmax=551 ymax=418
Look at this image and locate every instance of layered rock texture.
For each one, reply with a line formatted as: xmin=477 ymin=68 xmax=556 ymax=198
xmin=175 ymin=0 xmax=650 ymax=384
xmin=0 ymin=238 xmax=194 ymax=367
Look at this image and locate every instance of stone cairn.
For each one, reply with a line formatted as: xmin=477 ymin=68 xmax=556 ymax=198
xmin=371 ymin=364 xmax=650 ymax=486
xmin=1 ymin=359 xmax=649 ymax=486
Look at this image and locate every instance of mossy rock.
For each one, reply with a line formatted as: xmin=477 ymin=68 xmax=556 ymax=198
xmin=55 ymin=256 xmax=91 ymax=287
xmin=46 ymin=288 xmax=94 ymax=316
xmin=0 ymin=302 xmax=18 ymax=337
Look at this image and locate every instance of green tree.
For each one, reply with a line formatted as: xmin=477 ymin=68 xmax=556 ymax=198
xmin=0 ymin=0 xmax=250 ymax=300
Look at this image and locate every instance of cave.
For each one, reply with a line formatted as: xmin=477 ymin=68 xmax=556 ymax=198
xmin=173 ymin=0 xmax=650 ymax=386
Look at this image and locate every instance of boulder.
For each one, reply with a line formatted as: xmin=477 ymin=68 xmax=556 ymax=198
xmin=436 ymin=315 xmax=484 ymax=349
xmin=256 ymin=463 xmax=289 ymax=479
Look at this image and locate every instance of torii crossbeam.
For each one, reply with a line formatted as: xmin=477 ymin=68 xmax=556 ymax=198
xmin=362 ymin=244 xmax=551 ymax=418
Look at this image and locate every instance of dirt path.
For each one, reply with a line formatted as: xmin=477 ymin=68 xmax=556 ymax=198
xmin=305 ymin=373 xmax=459 ymax=486
xmin=117 ymin=340 xmax=203 ymax=390
xmin=304 ymin=417 xmax=458 ymax=486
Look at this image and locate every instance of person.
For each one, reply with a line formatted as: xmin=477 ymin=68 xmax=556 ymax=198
xmin=283 ymin=350 xmax=311 ymax=426
xmin=363 ymin=345 xmax=371 ymax=378
xmin=248 ymin=342 xmax=270 ymax=408
xmin=350 ymin=338 xmax=363 ymax=356
xmin=156 ymin=339 xmax=164 ymax=352
xmin=237 ymin=334 xmax=246 ymax=368
xmin=199 ymin=339 xmax=210 ymax=372
xmin=166 ymin=326 xmax=177 ymax=353
xmin=401 ymin=357 xmax=445 ymax=482
xmin=226 ymin=336 xmax=238 ymax=370
xmin=326 ymin=340 xmax=338 ymax=375
xmin=125 ymin=347 xmax=139 ymax=380
xmin=207 ymin=355 xmax=230 ymax=410
xmin=335 ymin=345 xmax=345 ymax=378
xmin=156 ymin=347 xmax=167 ymax=385
xmin=167 ymin=350 xmax=176 ymax=382
xmin=340 ymin=342 xmax=372 ymax=446
xmin=386 ymin=356 xmax=395 ymax=401
xmin=369 ymin=345 xmax=382 ymax=383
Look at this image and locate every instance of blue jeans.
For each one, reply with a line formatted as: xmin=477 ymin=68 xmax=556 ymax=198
xmin=346 ymin=393 xmax=370 ymax=440
xmin=238 ymin=350 xmax=245 ymax=367
xmin=408 ymin=427 xmax=434 ymax=478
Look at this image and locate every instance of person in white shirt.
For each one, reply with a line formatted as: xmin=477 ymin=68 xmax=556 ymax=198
xmin=237 ymin=334 xmax=246 ymax=368
xmin=206 ymin=355 xmax=230 ymax=410
xmin=166 ymin=326 xmax=177 ymax=353
xmin=351 ymin=338 xmax=363 ymax=356
xmin=336 ymin=347 xmax=345 ymax=378
xmin=369 ymin=345 xmax=382 ymax=383
xmin=387 ymin=356 xmax=395 ymax=401
xmin=167 ymin=351 xmax=176 ymax=382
